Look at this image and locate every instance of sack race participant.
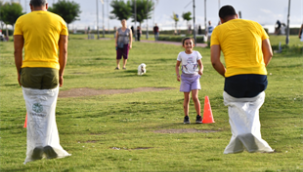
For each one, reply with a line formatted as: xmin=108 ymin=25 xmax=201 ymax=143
xmin=14 ymin=0 xmax=71 ymax=163
xmin=22 ymin=87 xmax=71 ymax=163
xmin=210 ymin=5 xmax=274 ymax=154
xmin=223 ymin=91 xmax=273 ymax=153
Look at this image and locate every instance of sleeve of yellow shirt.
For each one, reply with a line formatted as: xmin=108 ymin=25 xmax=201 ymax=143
xmin=60 ymin=18 xmax=69 ymax=36
xmin=210 ymin=27 xmax=219 ymax=46
xmin=14 ymin=17 xmax=23 ymax=35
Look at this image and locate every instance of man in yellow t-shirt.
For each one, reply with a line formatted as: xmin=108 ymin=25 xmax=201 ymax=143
xmin=14 ymin=0 xmax=70 ymax=164
xmin=211 ymin=5 xmax=274 ymax=154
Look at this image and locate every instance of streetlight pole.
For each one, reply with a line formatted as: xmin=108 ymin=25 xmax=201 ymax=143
xmin=107 ymin=0 xmax=109 ymax=33
xmin=134 ymin=0 xmax=137 ymax=41
xmin=102 ymin=0 xmax=105 ymax=38
xmin=204 ymin=0 xmax=207 ymax=34
xmin=193 ymin=0 xmax=196 ymax=45
xmin=285 ymin=0 xmax=291 ymax=45
xmin=96 ymin=0 xmax=99 ymax=39
xmin=146 ymin=0 xmax=149 ymax=39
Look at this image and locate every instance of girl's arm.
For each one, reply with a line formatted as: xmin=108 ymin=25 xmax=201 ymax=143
xmin=175 ymin=61 xmax=181 ymax=81
xmin=197 ymin=59 xmax=203 ymax=75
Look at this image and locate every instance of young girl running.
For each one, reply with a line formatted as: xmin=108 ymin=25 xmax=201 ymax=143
xmin=175 ymin=38 xmax=204 ymax=124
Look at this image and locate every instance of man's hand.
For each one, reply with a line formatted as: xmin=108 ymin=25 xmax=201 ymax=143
xmin=14 ymin=35 xmax=24 ymax=86
xmin=17 ymin=73 xmax=21 ymax=86
xmin=262 ymin=39 xmax=273 ymax=66
xmin=58 ymin=35 xmax=68 ymax=87
xmin=59 ymin=75 xmax=64 ymax=87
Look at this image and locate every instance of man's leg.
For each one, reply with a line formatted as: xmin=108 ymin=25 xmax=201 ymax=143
xmin=223 ymin=74 xmax=273 ymax=153
xmin=22 ymin=68 xmax=71 ymax=164
xmin=223 ymin=91 xmax=273 ymax=154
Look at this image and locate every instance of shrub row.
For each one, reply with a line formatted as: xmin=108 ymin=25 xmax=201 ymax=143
xmin=271 ymin=44 xmax=303 ymax=54
xmin=158 ymin=36 xmax=205 ymax=43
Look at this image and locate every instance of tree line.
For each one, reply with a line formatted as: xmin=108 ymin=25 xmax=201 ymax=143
xmin=0 ymin=0 xmax=80 ymax=38
xmin=110 ymin=0 xmax=154 ymax=27
xmin=0 ymin=0 xmax=192 ymax=37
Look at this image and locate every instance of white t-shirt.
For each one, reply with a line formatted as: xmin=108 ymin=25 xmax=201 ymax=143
xmin=177 ymin=51 xmax=202 ymax=74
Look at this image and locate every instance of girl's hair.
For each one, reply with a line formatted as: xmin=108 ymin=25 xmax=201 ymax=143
xmin=182 ymin=37 xmax=193 ymax=46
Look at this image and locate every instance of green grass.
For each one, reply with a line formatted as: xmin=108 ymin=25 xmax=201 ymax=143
xmin=0 ymin=35 xmax=302 ymax=172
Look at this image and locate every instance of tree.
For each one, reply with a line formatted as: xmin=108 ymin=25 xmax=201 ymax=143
xmin=182 ymin=11 xmax=192 ymax=29
xmin=172 ymin=12 xmax=179 ymax=32
xmin=0 ymin=1 xmax=4 ymax=29
xmin=0 ymin=1 xmax=23 ymax=37
xmin=130 ymin=0 xmax=154 ymax=26
xmin=0 ymin=2 xmax=23 ymax=26
xmin=48 ymin=0 xmax=81 ymax=26
xmin=110 ymin=0 xmax=132 ymax=21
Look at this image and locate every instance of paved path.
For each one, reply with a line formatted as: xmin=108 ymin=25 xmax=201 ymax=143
xmin=140 ymin=40 xmax=208 ymax=48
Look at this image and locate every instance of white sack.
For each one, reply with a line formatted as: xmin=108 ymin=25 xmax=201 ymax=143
xmin=22 ymin=86 xmax=71 ymax=164
xmin=223 ymin=91 xmax=274 ymax=154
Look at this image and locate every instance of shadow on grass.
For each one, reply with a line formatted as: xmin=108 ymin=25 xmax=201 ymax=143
xmin=3 ymin=83 xmax=19 ymax=87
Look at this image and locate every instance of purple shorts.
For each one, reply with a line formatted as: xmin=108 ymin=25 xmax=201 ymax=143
xmin=116 ymin=44 xmax=129 ymax=60
xmin=180 ymin=74 xmax=201 ymax=92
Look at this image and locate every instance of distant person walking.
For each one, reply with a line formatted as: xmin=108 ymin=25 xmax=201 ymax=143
xmin=131 ymin=25 xmax=135 ymax=38
xmin=206 ymin=21 xmax=214 ymax=46
xmin=137 ymin=26 xmax=141 ymax=41
xmin=299 ymin=24 xmax=303 ymax=42
xmin=115 ymin=19 xmax=133 ymax=70
xmin=14 ymin=0 xmax=71 ymax=164
xmin=211 ymin=5 xmax=274 ymax=154
xmin=153 ymin=24 xmax=159 ymax=41
xmin=275 ymin=20 xmax=281 ymax=35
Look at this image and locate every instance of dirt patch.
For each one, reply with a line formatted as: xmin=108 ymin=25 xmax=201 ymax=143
xmin=110 ymin=147 xmax=153 ymax=150
xmin=59 ymin=87 xmax=174 ymax=98
xmin=153 ymin=129 xmax=218 ymax=134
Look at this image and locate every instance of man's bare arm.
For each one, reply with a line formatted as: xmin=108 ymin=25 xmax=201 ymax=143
xmin=14 ymin=35 xmax=24 ymax=86
xmin=211 ymin=45 xmax=226 ymax=77
xmin=58 ymin=35 xmax=68 ymax=87
xmin=262 ymin=39 xmax=273 ymax=67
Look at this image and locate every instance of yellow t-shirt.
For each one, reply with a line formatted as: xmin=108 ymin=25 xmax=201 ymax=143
xmin=14 ymin=11 xmax=68 ymax=69
xmin=211 ymin=19 xmax=269 ymax=77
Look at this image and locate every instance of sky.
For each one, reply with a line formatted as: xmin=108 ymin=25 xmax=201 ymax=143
xmin=5 ymin=0 xmax=303 ymax=33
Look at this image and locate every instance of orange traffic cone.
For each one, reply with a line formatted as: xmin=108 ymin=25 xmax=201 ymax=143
xmin=23 ymin=113 xmax=27 ymax=128
xmin=202 ymin=96 xmax=215 ymax=124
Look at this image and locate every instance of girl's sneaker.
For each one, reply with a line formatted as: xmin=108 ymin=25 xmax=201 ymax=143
xmin=196 ymin=115 xmax=202 ymax=124
xmin=184 ymin=116 xmax=190 ymax=124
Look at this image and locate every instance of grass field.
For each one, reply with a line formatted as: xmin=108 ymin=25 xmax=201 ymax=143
xmin=0 ymin=34 xmax=302 ymax=172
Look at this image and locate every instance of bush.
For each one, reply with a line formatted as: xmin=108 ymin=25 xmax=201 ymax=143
xmin=158 ymin=36 xmax=205 ymax=43
xmin=272 ymin=44 xmax=303 ymax=54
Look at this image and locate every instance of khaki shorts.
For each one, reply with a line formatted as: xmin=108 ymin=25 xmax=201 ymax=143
xmin=21 ymin=68 xmax=59 ymax=89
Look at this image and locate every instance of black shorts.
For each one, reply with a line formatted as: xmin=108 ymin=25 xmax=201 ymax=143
xmin=224 ymin=74 xmax=267 ymax=98
xmin=21 ymin=67 xmax=59 ymax=89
